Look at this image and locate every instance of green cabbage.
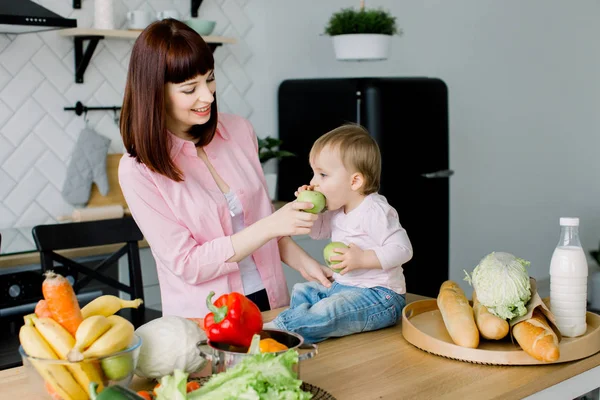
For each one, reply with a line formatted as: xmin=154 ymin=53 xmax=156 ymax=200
xmin=464 ymin=252 xmax=531 ymax=320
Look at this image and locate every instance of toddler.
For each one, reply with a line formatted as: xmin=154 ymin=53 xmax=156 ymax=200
xmin=269 ymin=124 xmax=413 ymax=343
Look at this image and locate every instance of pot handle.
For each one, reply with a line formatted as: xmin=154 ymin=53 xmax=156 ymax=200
xmin=297 ymin=343 xmax=318 ymax=361
xmin=197 ymin=339 xmax=220 ymax=374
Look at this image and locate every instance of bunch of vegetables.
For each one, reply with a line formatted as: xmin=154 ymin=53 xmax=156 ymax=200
xmin=153 ymin=350 xmax=312 ymax=400
xmin=19 ymin=271 xmax=144 ymax=399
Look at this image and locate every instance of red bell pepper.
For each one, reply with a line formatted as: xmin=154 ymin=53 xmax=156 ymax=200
xmin=203 ymin=291 xmax=263 ymax=347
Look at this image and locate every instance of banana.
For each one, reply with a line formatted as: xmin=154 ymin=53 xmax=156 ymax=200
xmin=68 ymin=315 xmax=112 ymax=361
xmin=19 ymin=318 xmax=88 ymax=400
xmin=82 ymin=315 xmax=135 ymax=359
xmin=81 ymin=295 xmax=143 ymax=319
xmin=32 ymin=316 xmax=105 ymax=396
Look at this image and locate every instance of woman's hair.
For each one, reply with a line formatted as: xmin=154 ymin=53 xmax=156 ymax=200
xmin=120 ymin=19 xmax=218 ymax=181
xmin=310 ymin=124 xmax=381 ymax=194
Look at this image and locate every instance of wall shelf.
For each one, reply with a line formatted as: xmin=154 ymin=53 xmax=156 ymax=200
xmin=59 ymin=28 xmax=236 ymax=83
xmin=73 ymin=0 xmax=203 ymax=16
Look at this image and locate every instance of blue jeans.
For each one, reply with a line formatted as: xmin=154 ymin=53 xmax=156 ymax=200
xmin=272 ymin=281 xmax=406 ymax=343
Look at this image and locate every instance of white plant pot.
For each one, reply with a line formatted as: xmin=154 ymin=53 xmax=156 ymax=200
xmin=264 ymin=173 xmax=277 ymax=201
xmin=332 ymin=34 xmax=391 ymax=61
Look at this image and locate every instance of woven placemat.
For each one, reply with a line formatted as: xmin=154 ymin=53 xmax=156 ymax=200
xmin=190 ymin=376 xmax=336 ymax=399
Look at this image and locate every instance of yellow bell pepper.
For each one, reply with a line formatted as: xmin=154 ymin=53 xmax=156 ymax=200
xmin=258 ymin=338 xmax=288 ymax=353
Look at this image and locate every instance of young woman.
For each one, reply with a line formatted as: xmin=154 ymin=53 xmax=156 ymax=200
xmin=118 ymin=19 xmax=331 ymax=318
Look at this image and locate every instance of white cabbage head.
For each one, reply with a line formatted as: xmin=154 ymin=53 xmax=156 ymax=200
xmin=464 ymin=252 xmax=531 ymax=320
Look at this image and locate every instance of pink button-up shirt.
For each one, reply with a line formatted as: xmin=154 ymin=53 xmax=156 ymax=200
xmin=118 ymin=113 xmax=290 ymax=318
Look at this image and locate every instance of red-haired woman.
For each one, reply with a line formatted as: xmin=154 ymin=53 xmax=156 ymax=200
xmin=118 ymin=19 xmax=331 ymax=318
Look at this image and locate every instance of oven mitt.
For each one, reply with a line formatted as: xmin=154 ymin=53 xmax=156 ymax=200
xmin=61 ymin=127 xmax=111 ymax=205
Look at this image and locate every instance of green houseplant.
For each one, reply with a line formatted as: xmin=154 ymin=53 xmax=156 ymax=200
xmin=324 ymin=1 xmax=401 ymax=61
xmin=258 ymin=136 xmax=294 ymax=201
xmin=258 ymin=137 xmax=294 ymax=164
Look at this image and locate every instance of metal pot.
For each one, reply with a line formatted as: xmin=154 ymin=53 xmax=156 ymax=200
xmin=197 ymin=329 xmax=317 ymax=376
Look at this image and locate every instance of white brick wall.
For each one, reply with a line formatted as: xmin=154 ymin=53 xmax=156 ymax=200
xmin=0 ymin=0 xmax=255 ymax=254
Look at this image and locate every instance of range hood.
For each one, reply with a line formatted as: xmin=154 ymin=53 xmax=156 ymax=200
xmin=0 ymin=0 xmax=77 ymax=34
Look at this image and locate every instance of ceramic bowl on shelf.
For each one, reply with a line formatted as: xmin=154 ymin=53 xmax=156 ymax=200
xmin=184 ymin=19 xmax=216 ymax=36
xmin=19 ymin=334 xmax=142 ymax=399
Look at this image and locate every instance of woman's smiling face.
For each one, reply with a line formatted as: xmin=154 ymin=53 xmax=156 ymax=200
xmin=164 ymin=70 xmax=216 ymax=136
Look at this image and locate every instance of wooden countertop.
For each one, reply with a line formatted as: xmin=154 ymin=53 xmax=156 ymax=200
xmin=3 ymin=293 xmax=600 ymax=399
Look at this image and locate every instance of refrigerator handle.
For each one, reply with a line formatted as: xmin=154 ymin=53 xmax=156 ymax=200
xmin=356 ymin=91 xmax=361 ymax=124
xmin=420 ymin=169 xmax=455 ymax=179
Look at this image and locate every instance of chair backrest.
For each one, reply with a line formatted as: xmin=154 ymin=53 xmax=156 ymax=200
xmin=32 ymin=218 xmax=145 ymax=310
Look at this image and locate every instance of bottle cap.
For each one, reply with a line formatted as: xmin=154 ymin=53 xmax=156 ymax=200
xmin=560 ymin=217 xmax=579 ymax=226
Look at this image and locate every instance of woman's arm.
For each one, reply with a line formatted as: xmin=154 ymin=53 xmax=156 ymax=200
xmin=120 ymin=160 xmax=318 ymax=284
xmin=278 ymin=236 xmax=332 ymax=287
xmin=229 ymin=201 xmax=316 ymax=262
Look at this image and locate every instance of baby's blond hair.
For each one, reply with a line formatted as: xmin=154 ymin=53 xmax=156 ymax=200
xmin=310 ymin=124 xmax=381 ymax=195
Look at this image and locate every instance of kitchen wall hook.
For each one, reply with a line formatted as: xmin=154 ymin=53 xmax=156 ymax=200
xmin=64 ymin=101 xmax=122 ymax=116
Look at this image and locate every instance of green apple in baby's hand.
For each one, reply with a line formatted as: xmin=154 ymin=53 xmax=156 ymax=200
xmin=324 ymin=241 xmax=348 ymax=273
xmin=296 ymin=190 xmax=326 ymax=214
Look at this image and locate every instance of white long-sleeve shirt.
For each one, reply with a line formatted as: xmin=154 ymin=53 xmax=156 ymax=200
xmin=310 ymin=193 xmax=413 ymax=294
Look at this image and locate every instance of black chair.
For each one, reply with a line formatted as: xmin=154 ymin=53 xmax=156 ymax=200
xmin=32 ymin=218 xmax=160 ymax=327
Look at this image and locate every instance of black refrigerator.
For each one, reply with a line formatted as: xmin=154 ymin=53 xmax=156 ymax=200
xmin=277 ymin=77 xmax=452 ymax=298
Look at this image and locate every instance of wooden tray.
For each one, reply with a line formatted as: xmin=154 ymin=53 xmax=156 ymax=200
xmin=402 ymin=299 xmax=600 ymax=365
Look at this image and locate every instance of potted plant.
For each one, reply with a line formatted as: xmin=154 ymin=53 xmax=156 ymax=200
xmin=324 ymin=0 xmax=401 ymax=61
xmin=258 ymin=136 xmax=294 ymax=200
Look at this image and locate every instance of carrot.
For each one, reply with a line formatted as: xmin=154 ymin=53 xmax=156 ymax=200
xmin=41 ymin=271 xmax=83 ymax=336
xmin=34 ymin=299 xmax=53 ymax=319
xmin=137 ymin=391 xmax=153 ymax=400
xmin=186 ymin=381 xmax=201 ymax=392
xmin=153 ymin=382 xmax=161 ymax=396
xmin=45 ymin=381 xmax=62 ymax=400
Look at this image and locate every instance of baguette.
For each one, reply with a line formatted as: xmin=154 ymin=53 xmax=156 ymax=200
xmin=512 ymin=309 xmax=560 ymax=362
xmin=437 ymin=280 xmax=479 ymax=348
xmin=472 ymin=290 xmax=509 ymax=340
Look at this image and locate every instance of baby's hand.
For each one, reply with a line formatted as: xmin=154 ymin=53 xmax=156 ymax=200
xmin=294 ymin=184 xmax=314 ymax=197
xmin=328 ymin=243 xmax=365 ymax=275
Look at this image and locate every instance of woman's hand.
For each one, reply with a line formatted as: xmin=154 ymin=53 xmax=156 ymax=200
xmin=300 ymin=259 xmax=333 ymax=288
xmin=265 ymin=201 xmax=318 ymax=237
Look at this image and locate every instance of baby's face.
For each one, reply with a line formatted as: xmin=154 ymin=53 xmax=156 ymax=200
xmin=309 ymin=145 xmax=354 ymax=211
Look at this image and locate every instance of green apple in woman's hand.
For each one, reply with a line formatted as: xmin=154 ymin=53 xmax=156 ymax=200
xmin=296 ymin=190 xmax=326 ymax=214
xmin=324 ymin=242 xmax=348 ymax=273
